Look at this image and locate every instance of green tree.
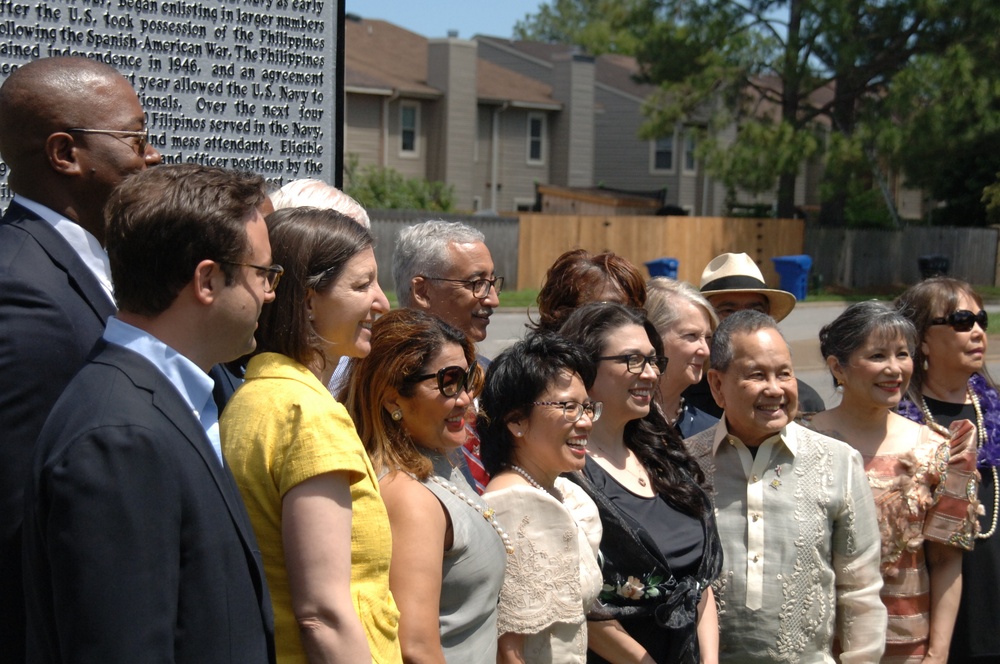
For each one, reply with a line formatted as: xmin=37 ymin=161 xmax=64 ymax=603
xmin=514 ymin=0 xmax=641 ymax=54
xmin=878 ymin=43 xmax=1000 ymax=226
xmin=626 ymin=0 xmax=1000 ymax=224
xmin=344 ymin=155 xmax=455 ymax=212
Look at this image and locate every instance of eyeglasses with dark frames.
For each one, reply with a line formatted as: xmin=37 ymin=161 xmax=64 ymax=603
xmin=532 ymin=400 xmax=603 ymax=423
xmin=66 ymin=128 xmax=150 ymax=156
xmin=930 ymin=309 xmax=988 ymax=333
xmin=424 ymin=276 xmax=504 ymax=299
xmin=405 ymin=365 xmax=477 ymax=398
xmin=597 ymin=353 xmax=668 ymax=374
xmin=217 ymin=261 xmax=284 ymax=293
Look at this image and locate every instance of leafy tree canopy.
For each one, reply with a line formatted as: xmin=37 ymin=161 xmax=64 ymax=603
xmin=516 ymin=0 xmax=1000 ymax=225
xmin=513 ymin=0 xmax=641 ymax=54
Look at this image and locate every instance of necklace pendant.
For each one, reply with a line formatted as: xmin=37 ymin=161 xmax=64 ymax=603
xmin=638 ymin=477 xmax=647 ymax=487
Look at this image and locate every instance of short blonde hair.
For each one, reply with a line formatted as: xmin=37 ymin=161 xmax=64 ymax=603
xmin=270 ymin=179 xmax=370 ymax=228
xmin=645 ymin=277 xmax=719 ymax=336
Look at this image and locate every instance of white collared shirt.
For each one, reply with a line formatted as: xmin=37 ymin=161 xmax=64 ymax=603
xmin=103 ymin=317 xmax=222 ymax=466
xmin=14 ymin=194 xmax=115 ymax=305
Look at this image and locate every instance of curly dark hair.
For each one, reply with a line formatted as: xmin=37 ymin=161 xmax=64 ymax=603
xmin=531 ymin=249 xmax=647 ymax=333
xmin=559 ymin=302 xmax=707 ymax=516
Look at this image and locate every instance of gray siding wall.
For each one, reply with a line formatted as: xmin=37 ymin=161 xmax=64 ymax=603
xmin=593 ymin=86 xmax=672 ymax=193
xmin=499 ymin=109 xmax=550 ymax=211
xmin=473 ymin=106 xmax=498 ymax=211
xmin=427 ymin=39 xmax=478 ymax=208
xmin=344 ymin=94 xmax=383 ymax=167
xmin=551 ymin=54 xmax=595 ymax=187
xmin=385 ymin=97 xmax=431 ymax=179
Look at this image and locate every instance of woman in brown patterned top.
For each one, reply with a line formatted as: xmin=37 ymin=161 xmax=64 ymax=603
xmin=804 ymin=300 xmax=979 ymax=663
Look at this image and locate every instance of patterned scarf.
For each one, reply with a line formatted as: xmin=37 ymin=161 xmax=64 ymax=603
xmin=897 ymin=373 xmax=1000 ymax=468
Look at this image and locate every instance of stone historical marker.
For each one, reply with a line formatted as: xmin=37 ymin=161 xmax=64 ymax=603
xmin=0 ymin=0 xmax=342 ymax=201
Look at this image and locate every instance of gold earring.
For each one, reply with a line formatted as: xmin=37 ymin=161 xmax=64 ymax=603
xmin=391 ymin=409 xmax=402 ymax=421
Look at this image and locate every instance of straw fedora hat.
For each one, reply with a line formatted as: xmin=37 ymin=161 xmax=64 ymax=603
xmin=699 ymin=253 xmax=797 ymax=322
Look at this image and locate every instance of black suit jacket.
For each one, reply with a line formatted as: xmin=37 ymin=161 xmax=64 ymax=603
xmin=0 ymin=203 xmax=115 ymax=660
xmin=23 ymin=341 xmax=275 ymax=663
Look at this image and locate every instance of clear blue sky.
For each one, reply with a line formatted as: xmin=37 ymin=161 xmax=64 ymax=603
xmin=344 ymin=0 xmax=546 ymax=40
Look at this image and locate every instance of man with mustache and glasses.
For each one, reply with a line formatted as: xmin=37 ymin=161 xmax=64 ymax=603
xmin=393 ymin=220 xmax=502 ymax=493
xmin=684 ymin=310 xmax=885 ymax=663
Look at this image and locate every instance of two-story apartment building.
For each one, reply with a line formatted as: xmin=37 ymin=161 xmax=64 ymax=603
xmin=344 ymin=15 xmax=834 ymax=216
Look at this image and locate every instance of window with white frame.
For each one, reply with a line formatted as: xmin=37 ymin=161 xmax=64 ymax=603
xmin=683 ymin=128 xmax=697 ymax=173
xmin=651 ymin=135 xmax=674 ymax=173
xmin=527 ymin=113 xmax=546 ymax=165
xmin=400 ymin=102 xmax=419 ymax=156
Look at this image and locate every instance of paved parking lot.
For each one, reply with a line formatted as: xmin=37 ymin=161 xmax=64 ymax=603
xmin=479 ymin=302 xmax=1000 ymax=409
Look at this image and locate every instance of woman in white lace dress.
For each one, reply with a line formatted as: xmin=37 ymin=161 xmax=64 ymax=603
xmin=479 ymin=332 xmax=604 ymax=663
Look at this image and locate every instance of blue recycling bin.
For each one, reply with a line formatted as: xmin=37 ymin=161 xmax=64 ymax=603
xmin=645 ymin=257 xmax=679 ymax=279
xmin=771 ymin=255 xmax=812 ymax=301
xmin=917 ymin=255 xmax=950 ymax=279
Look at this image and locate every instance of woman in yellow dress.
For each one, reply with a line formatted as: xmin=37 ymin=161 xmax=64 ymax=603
xmin=221 ymin=207 xmax=400 ymax=663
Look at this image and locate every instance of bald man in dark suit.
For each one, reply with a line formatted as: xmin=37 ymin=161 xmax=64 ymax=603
xmin=0 ymin=57 xmax=163 ymax=661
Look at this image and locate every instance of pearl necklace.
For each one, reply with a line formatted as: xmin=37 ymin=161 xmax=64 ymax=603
xmin=428 ymin=474 xmax=514 ymax=554
xmin=508 ymin=464 xmax=561 ymax=501
xmin=920 ymin=390 xmax=999 ymax=540
xmin=666 ymin=397 xmax=685 ymax=427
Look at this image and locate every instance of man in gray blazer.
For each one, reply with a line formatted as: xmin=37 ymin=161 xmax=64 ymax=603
xmin=22 ymin=164 xmax=279 ymax=663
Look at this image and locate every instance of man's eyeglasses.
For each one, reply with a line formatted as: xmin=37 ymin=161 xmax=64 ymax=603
xmin=425 ymin=276 xmax=504 ymax=299
xmin=217 ymin=261 xmax=284 ymax=293
xmin=66 ymin=127 xmax=150 ymax=156
xmin=405 ymin=365 xmax=477 ymax=398
xmin=930 ymin=309 xmax=988 ymax=333
xmin=532 ymin=400 xmax=603 ymax=423
xmin=598 ymin=353 xmax=668 ymax=374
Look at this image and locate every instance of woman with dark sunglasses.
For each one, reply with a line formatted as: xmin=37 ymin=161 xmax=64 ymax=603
xmin=802 ymin=300 xmax=979 ymax=663
xmin=894 ymin=277 xmax=1000 ymax=662
xmin=342 ymin=308 xmax=508 ymax=664
xmin=219 ymin=208 xmax=399 ymax=663
xmin=559 ymin=303 xmax=722 ymax=664
xmin=478 ymin=332 xmax=604 ymax=663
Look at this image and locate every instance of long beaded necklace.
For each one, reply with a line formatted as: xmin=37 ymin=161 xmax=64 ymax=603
xmin=508 ymin=464 xmax=562 ymax=501
xmin=427 ymin=474 xmax=515 ymax=554
xmin=920 ymin=390 xmax=999 ymax=539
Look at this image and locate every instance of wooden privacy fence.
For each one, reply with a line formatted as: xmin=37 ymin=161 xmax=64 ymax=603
xmin=362 ymin=211 xmax=1000 ymax=294
xmin=805 ymin=226 xmax=1000 ymax=289
xmin=517 ymin=215 xmax=805 ymax=290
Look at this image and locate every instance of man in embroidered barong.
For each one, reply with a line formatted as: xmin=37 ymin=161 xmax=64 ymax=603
xmin=684 ymin=310 xmax=886 ymax=663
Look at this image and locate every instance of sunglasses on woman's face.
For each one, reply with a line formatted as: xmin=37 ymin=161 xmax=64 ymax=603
xmin=929 ymin=309 xmax=988 ymax=332
xmin=405 ymin=365 xmax=476 ymax=398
